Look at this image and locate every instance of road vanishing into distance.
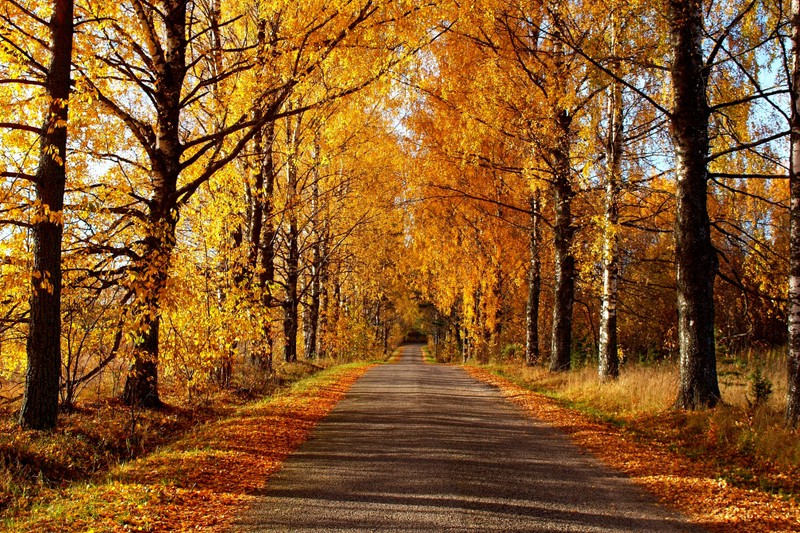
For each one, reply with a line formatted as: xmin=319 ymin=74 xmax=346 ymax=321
xmin=232 ymin=344 xmax=702 ymax=532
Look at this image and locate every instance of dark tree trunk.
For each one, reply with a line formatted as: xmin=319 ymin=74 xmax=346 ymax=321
xmin=316 ymin=227 xmax=330 ymax=359
xmin=304 ymin=178 xmax=322 ymax=359
xmin=259 ymin=125 xmax=277 ymax=372
xmin=20 ymin=0 xmax=74 ymax=430
xmin=122 ymin=211 xmax=176 ymax=407
xmin=373 ymin=301 xmax=382 ymax=342
xmin=598 ymin=61 xmax=623 ymax=382
xmin=786 ymin=0 xmax=800 ymax=427
xmin=282 ymin=226 xmax=299 ymax=364
xmin=668 ymin=0 xmax=720 ymax=409
xmin=122 ymin=0 xmax=187 ymax=407
xmin=489 ymin=266 xmax=503 ymax=347
xmin=549 ymin=108 xmax=575 ymax=372
xmin=247 ymin=119 xmax=266 ymax=271
xmin=472 ymin=286 xmax=485 ymax=362
xmin=301 ymin=273 xmax=310 ymax=350
xmin=524 ymin=192 xmax=541 ymax=366
xmin=462 ymin=329 xmax=471 ymax=363
xmin=122 ymin=315 xmax=163 ymax=407
xmin=258 ymin=121 xmax=277 ymax=291
xmin=283 ymin=119 xmax=299 ymax=363
xmin=451 ymin=317 xmax=463 ymax=362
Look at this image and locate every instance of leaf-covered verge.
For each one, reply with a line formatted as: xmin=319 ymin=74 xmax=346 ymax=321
xmin=465 ymin=365 xmax=800 ymax=532
xmin=0 ymin=361 xmax=375 ymax=532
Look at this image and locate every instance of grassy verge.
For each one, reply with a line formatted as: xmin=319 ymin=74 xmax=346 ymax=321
xmin=465 ymin=354 xmax=800 ymax=531
xmin=0 ymin=360 xmax=375 ymax=532
xmin=421 ymin=346 xmax=437 ymax=364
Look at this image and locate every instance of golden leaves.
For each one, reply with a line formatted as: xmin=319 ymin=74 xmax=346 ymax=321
xmin=2 ymin=363 xmax=373 ymax=532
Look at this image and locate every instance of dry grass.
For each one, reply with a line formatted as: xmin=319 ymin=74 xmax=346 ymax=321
xmin=489 ymin=348 xmax=787 ymax=415
xmin=501 ymin=363 xmax=678 ymax=416
xmin=478 ymin=348 xmax=800 ymax=498
xmin=466 ymin=365 xmax=800 ymax=532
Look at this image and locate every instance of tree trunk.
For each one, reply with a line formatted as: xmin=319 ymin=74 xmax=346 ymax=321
xmin=283 ymin=118 xmax=300 ymax=363
xmin=122 ymin=313 xmax=163 ymax=407
xmin=525 ymin=192 xmax=541 ymax=366
xmin=316 ymin=227 xmax=330 ymax=358
xmin=472 ymin=286 xmax=486 ymax=362
xmin=489 ymin=266 xmax=503 ymax=348
xmin=786 ymin=0 xmax=800 ymax=427
xmin=668 ymin=0 xmax=720 ymax=409
xmin=282 ymin=224 xmax=299 ymax=363
xmin=122 ymin=209 xmax=176 ymax=407
xmin=304 ymin=158 xmax=322 ymax=359
xmin=20 ymin=0 xmax=74 ymax=430
xmin=122 ymin=0 xmax=187 ymax=407
xmin=598 ymin=51 xmax=623 ymax=382
xmin=247 ymin=118 xmax=267 ymax=271
xmin=549 ymin=107 xmax=575 ymax=372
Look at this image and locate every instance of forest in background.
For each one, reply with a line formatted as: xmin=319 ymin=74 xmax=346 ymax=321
xmin=1 ymin=0 xmax=799 ymax=436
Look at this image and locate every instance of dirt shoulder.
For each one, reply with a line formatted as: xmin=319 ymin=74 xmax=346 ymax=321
xmin=464 ymin=366 xmax=800 ymax=532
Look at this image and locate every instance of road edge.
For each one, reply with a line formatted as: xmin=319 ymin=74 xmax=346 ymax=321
xmin=463 ymin=365 xmax=800 ymax=533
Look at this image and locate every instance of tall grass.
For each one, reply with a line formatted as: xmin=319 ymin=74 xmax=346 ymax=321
xmin=480 ymin=347 xmax=800 ymax=493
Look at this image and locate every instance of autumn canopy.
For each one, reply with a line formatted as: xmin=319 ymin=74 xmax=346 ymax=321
xmin=1 ymin=0 xmax=798 ymax=429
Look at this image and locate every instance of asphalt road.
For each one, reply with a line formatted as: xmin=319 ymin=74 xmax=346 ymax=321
xmin=231 ymin=344 xmax=702 ymax=532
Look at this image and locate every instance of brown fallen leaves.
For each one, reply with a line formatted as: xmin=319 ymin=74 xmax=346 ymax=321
xmin=464 ymin=366 xmax=800 ymax=533
xmin=8 ymin=363 xmax=373 ymax=533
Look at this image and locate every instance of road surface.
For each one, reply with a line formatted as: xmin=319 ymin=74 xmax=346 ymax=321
xmin=232 ymin=344 xmax=701 ymax=532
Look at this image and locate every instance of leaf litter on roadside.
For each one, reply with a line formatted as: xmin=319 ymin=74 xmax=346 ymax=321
xmin=465 ymin=366 xmax=800 ymax=533
xmin=5 ymin=363 xmax=374 ymax=533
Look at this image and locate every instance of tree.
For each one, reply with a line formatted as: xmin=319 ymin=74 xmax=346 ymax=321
xmin=787 ymin=0 xmax=800 ymax=426
xmin=667 ymin=0 xmax=721 ymax=409
xmin=303 ymin=143 xmax=323 ymax=360
xmin=18 ymin=0 xmax=75 ymax=429
xmin=553 ymin=0 xmax=785 ymax=404
xmin=525 ymin=191 xmax=542 ymax=365
xmin=76 ymin=0 xmax=401 ymax=404
xmin=598 ymin=19 xmax=624 ymax=382
xmin=282 ymin=111 xmax=301 ymax=363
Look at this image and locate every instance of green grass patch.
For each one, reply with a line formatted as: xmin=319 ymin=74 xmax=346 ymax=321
xmin=422 ymin=346 xmax=437 ymax=364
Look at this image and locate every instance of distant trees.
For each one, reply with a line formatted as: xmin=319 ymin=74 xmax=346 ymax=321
xmin=2 ymin=0 xmax=800 ymax=428
xmin=405 ymin=0 xmax=793 ymax=414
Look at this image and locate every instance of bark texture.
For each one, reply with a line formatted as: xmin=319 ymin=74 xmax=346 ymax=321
xmin=304 ymin=173 xmax=322 ymax=359
xmin=283 ymin=118 xmax=300 ymax=363
xmin=549 ymin=107 xmax=575 ymax=372
xmin=598 ymin=69 xmax=623 ymax=382
xmin=668 ymin=0 xmax=720 ymax=409
xmin=255 ymin=120 xmax=277 ymax=371
xmin=122 ymin=0 xmax=188 ymax=407
xmin=20 ymin=0 xmax=74 ymax=430
xmin=524 ymin=193 xmax=541 ymax=366
xmin=259 ymin=121 xmax=277 ymax=370
xmin=786 ymin=0 xmax=800 ymax=427
xmin=316 ymin=228 xmax=330 ymax=359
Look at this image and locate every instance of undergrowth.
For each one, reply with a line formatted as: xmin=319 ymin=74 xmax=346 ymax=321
xmin=0 ymin=359 xmax=330 ymax=522
xmin=1 ymin=359 xmax=376 ymax=532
